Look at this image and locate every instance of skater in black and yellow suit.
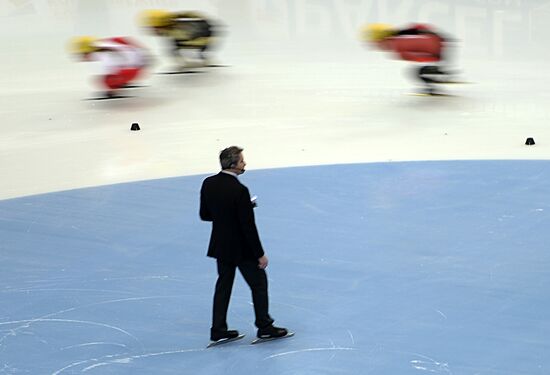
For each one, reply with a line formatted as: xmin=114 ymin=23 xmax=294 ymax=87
xmin=141 ymin=9 xmax=220 ymax=69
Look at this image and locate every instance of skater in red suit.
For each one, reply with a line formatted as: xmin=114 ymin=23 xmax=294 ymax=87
xmin=69 ymin=36 xmax=150 ymax=98
xmin=363 ymin=23 xmax=458 ymax=95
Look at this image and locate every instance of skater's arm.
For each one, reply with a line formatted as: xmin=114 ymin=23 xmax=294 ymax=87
xmin=392 ymin=36 xmax=442 ymax=62
xmin=398 ymin=51 xmax=440 ymax=62
xmin=237 ymin=187 xmax=265 ymax=259
xmin=199 ymin=185 xmax=213 ymax=221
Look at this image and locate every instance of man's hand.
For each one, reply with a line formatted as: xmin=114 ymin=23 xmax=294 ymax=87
xmin=258 ymin=255 xmax=268 ymax=269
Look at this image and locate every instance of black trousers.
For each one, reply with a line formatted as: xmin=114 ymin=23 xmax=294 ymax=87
xmin=416 ymin=65 xmax=448 ymax=93
xmin=211 ymin=259 xmax=274 ymax=333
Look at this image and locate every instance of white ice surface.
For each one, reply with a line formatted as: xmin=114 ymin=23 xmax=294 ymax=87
xmin=1 ymin=0 xmax=549 ymax=200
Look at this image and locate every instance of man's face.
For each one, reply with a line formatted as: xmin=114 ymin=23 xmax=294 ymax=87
xmin=235 ymin=153 xmax=246 ymax=174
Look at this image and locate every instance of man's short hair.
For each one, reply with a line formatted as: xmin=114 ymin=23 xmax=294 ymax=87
xmin=219 ymin=146 xmax=243 ymax=169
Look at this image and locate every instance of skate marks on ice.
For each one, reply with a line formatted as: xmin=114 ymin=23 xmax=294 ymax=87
xmin=408 ymin=352 xmax=452 ymax=374
xmin=59 ymin=342 xmax=129 ymax=351
xmin=0 ymin=318 xmax=141 ymax=344
xmin=50 ymin=337 xmax=351 ymax=374
xmin=0 ymin=292 xmax=200 ymax=352
xmin=0 ymin=296 xmax=208 ymax=374
xmin=50 ymin=347 xmax=206 ymax=375
xmin=0 ymin=314 xmax=144 ymax=358
xmin=0 ymin=293 xmax=148 ymax=347
xmin=261 ymin=333 xmax=357 ymax=362
xmin=13 ymin=295 xmax=208 ymax=374
xmin=263 ymin=345 xmax=356 ymax=360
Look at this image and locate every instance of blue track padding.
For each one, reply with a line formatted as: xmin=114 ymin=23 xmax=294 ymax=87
xmin=1 ymin=161 xmax=549 ymax=375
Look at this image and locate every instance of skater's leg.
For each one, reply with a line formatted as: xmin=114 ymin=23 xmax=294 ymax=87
xmin=102 ymin=70 xmax=124 ymax=97
xmin=417 ymin=65 xmax=442 ymax=94
xmin=104 ymin=72 xmax=122 ymax=90
xmin=237 ymin=260 xmax=274 ymax=329
xmin=118 ymin=68 xmax=140 ymax=85
xmin=103 ymin=68 xmax=141 ymax=94
xmin=199 ymin=44 xmax=210 ymax=66
xmin=168 ymin=40 xmax=190 ymax=69
xmin=212 ymin=260 xmax=236 ymax=334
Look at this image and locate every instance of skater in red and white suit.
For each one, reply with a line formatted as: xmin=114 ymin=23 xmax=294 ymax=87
xmin=70 ymin=36 xmax=150 ymax=97
xmin=364 ymin=23 xmax=457 ymax=95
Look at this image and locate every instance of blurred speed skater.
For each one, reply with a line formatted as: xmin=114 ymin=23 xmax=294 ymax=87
xmin=69 ymin=36 xmax=151 ymax=98
xmin=362 ymin=23 xmax=460 ymax=95
xmin=141 ymin=9 xmax=221 ymax=69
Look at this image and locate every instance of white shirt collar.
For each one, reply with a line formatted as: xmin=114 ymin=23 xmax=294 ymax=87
xmin=221 ymin=170 xmax=238 ymax=178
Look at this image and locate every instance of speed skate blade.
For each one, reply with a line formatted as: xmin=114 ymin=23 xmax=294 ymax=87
xmin=157 ymin=70 xmax=202 ymax=75
xmin=85 ymin=95 xmax=133 ymax=101
xmin=207 ymin=334 xmax=245 ymax=348
xmin=251 ymin=332 xmax=295 ymax=345
xmin=407 ymin=92 xmax=455 ymax=97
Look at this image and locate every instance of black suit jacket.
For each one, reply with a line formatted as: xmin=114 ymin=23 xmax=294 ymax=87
xmin=200 ymin=172 xmax=264 ymax=263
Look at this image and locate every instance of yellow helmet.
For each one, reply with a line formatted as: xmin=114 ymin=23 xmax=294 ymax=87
xmin=68 ymin=36 xmax=98 ymax=55
xmin=361 ymin=23 xmax=394 ymax=42
xmin=140 ymin=9 xmax=172 ymax=27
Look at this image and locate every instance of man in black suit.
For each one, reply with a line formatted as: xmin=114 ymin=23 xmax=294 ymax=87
xmin=200 ymin=146 xmax=288 ymax=342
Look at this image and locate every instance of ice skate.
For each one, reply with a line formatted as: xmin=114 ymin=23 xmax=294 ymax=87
xmin=251 ymin=326 xmax=294 ymax=344
xmin=207 ymin=330 xmax=244 ymax=348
